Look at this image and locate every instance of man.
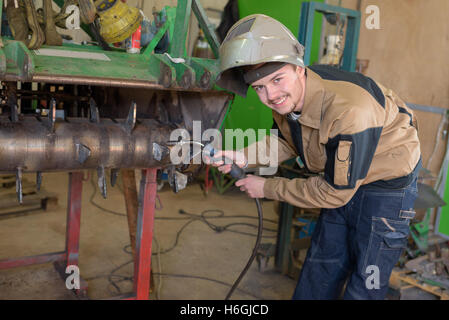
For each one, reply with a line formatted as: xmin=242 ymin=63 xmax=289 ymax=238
xmin=212 ymin=14 xmax=421 ymax=300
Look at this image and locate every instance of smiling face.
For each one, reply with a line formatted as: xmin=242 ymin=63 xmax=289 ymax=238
xmin=250 ymin=64 xmax=306 ymax=115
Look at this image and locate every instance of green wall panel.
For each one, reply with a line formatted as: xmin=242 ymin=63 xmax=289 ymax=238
xmin=437 ymin=168 xmax=449 ymax=237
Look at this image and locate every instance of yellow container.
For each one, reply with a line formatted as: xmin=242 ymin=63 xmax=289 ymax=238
xmin=96 ymin=0 xmax=143 ymax=43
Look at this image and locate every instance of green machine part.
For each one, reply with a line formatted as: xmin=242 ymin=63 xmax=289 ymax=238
xmin=222 ymin=0 xmax=324 ymax=150
xmin=436 ymin=166 xmax=449 ymax=238
xmin=0 ymin=0 xmax=226 ymax=94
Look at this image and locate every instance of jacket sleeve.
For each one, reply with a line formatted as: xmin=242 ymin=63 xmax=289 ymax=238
xmin=263 ymin=104 xmax=385 ymax=209
xmin=241 ymin=133 xmax=296 ymax=169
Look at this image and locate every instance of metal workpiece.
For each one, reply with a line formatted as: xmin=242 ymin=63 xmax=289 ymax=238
xmin=0 ymin=115 xmax=175 ymax=173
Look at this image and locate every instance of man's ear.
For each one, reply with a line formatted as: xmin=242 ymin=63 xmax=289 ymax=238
xmin=295 ymin=65 xmax=305 ymax=76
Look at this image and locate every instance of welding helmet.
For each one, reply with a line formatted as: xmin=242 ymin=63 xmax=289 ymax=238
xmin=95 ymin=0 xmax=143 ymax=43
xmin=217 ymin=14 xmax=305 ymax=97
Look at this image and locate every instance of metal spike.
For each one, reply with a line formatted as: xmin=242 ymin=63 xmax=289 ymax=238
xmin=111 ymin=168 xmax=119 ymax=187
xmin=75 ymin=143 xmax=91 ymax=164
xmin=89 ymin=98 xmax=100 ymax=123
xmin=36 ymin=171 xmax=42 ymax=191
xmin=10 ymin=104 xmax=19 ymax=122
xmin=16 ymin=167 xmax=23 ymax=204
xmin=97 ymin=166 xmax=107 ymax=199
xmin=152 ymin=142 xmax=170 ymax=161
xmin=124 ymin=101 xmax=137 ymax=134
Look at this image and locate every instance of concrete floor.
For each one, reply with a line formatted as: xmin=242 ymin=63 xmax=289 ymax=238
xmin=0 ymin=171 xmax=297 ymax=300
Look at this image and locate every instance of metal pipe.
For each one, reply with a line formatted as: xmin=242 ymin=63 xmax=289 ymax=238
xmin=0 ymin=115 xmax=174 ymax=173
xmin=10 ymin=74 xmax=214 ymax=93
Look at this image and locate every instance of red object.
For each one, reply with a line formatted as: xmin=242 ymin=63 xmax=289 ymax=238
xmin=127 ymin=26 xmax=142 ymax=54
xmin=65 ymin=172 xmax=83 ymax=266
xmin=204 ymin=165 xmax=214 ymax=194
xmin=133 ymin=168 xmax=157 ymax=300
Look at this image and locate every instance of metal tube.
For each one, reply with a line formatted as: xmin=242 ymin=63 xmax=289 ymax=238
xmin=0 ymin=116 xmax=174 ymax=173
xmin=23 ymin=74 xmax=212 ymax=93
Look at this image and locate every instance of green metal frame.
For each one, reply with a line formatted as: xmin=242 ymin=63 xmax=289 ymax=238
xmin=0 ymin=0 xmax=223 ymax=92
xmin=298 ymin=1 xmax=361 ymax=71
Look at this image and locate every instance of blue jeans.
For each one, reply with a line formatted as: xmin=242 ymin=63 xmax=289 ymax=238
xmin=292 ymin=179 xmax=418 ymax=300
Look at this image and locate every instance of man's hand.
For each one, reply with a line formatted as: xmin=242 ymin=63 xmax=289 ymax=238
xmin=235 ymin=175 xmax=266 ymax=199
xmin=205 ymin=150 xmax=247 ymax=174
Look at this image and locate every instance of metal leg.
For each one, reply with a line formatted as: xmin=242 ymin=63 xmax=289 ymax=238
xmin=133 ymin=168 xmax=158 ymax=300
xmin=65 ymin=172 xmax=83 ymax=266
xmin=54 ymin=171 xmax=87 ymax=298
xmin=275 ymin=202 xmax=294 ymax=274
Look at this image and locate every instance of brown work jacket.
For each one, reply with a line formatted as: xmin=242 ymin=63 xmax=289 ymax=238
xmin=250 ymin=65 xmax=421 ymax=209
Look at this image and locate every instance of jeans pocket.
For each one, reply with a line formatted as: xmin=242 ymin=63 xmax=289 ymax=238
xmin=363 ymin=217 xmax=409 ymax=287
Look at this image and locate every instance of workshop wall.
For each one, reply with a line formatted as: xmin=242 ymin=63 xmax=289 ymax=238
xmin=340 ymin=0 xmax=449 ymax=175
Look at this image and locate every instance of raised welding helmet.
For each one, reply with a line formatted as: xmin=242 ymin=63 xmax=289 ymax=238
xmin=217 ymin=14 xmax=305 ymax=97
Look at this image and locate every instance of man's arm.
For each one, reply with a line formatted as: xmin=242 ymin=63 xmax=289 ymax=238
xmin=241 ymin=132 xmax=296 ymax=169
xmin=264 ymin=103 xmax=385 ymax=208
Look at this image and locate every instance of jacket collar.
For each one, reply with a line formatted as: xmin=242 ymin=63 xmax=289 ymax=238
xmin=297 ymin=68 xmax=325 ymax=129
xmin=271 ymin=67 xmax=325 ymax=144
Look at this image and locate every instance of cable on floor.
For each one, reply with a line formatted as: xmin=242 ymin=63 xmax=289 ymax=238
xmin=86 ymin=172 xmax=279 ymax=299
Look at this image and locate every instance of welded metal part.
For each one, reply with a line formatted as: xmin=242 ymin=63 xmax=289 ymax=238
xmin=0 ymin=115 xmax=174 ymax=173
xmin=152 ymin=142 xmax=170 ymax=162
xmin=76 ymin=143 xmax=91 ymax=164
xmin=124 ymin=102 xmax=137 ymax=134
xmin=0 ymin=87 xmax=232 ymax=176
xmin=46 ymin=98 xmax=57 ymax=132
xmin=168 ymin=168 xmax=188 ymax=193
xmin=97 ymin=166 xmax=107 ymax=199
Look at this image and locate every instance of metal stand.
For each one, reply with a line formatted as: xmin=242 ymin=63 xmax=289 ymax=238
xmin=0 ymin=171 xmax=87 ymax=298
xmin=113 ymin=168 xmax=158 ymax=300
xmin=132 ymin=168 xmax=158 ymax=300
xmin=0 ymin=168 xmax=158 ymax=300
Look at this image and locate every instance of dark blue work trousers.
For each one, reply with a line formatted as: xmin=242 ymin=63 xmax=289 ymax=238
xmin=292 ymin=178 xmax=418 ymax=300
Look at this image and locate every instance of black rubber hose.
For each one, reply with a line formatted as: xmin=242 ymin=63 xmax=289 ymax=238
xmin=203 ymin=147 xmax=264 ymax=300
xmin=225 ymin=197 xmax=263 ymax=300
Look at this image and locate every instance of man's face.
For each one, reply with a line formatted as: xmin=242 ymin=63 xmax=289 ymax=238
xmin=250 ymin=64 xmax=306 ymax=115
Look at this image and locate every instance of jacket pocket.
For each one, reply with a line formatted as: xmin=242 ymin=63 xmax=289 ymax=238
xmin=334 ymin=140 xmax=352 ymax=186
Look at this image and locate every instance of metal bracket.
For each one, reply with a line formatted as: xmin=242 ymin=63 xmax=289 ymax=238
xmin=110 ymin=168 xmax=119 ymax=187
xmin=152 ymin=142 xmax=170 ymax=162
xmin=149 ymin=54 xmax=177 ymax=88
xmin=75 ymin=143 xmax=91 ymax=164
xmin=89 ymin=98 xmax=100 ymax=123
xmin=97 ymin=166 xmax=107 ymax=199
xmin=123 ymin=101 xmax=137 ymax=134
